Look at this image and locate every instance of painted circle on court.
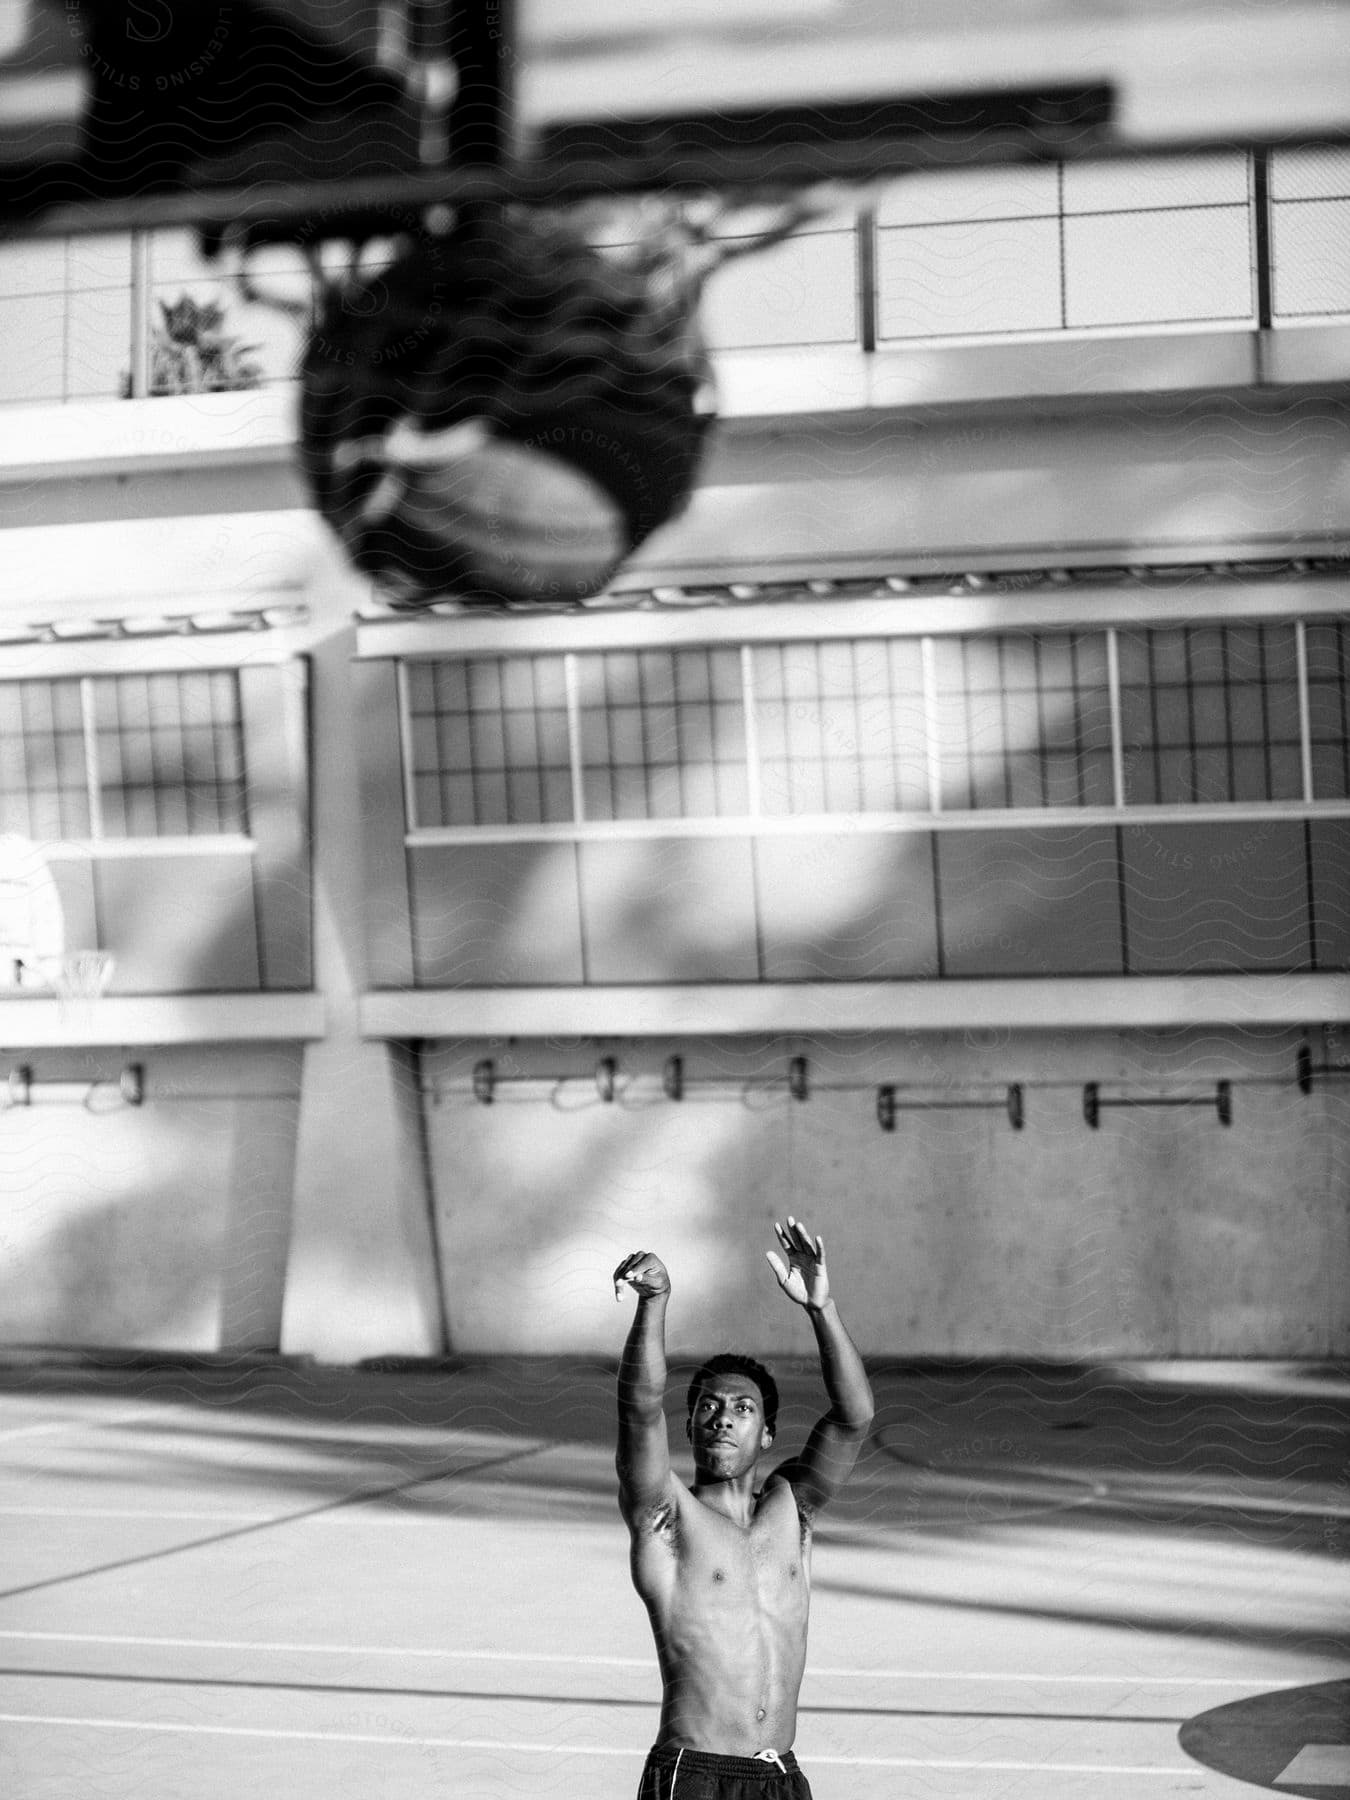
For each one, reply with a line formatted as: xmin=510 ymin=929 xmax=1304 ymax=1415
xmin=1179 ymin=1681 xmax=1350 ymax=1796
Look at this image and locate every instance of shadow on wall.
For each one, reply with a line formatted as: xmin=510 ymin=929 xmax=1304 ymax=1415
xmin=0 ymin=1082 xmax=301 ymax=1351
xmin=0 ymin=1175 xmax=226 ymax=1349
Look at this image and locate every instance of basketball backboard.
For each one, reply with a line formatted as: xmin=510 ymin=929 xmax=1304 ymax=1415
xmin=0 ymin=832 xmax=64 ymax=989
xmin=2 ymin=2 xmax=1348 ymax=242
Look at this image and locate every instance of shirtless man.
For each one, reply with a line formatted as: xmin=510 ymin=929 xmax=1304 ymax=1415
xmin=613 ymin=1217 xmax=875 ymax=1799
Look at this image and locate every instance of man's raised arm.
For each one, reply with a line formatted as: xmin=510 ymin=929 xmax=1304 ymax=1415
xmin=766 ymin=1217 xmax=875 ymax=1514
xmin=613 ymin=1250 xmax=677 ymax=1525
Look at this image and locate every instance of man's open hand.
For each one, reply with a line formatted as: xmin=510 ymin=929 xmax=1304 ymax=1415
xmin=613 ymin=1250 xmax=671 ymax=1302
xmin=766 ymin=1216 xmax=831 ymax=1310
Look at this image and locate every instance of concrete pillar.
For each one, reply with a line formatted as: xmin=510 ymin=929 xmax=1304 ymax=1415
xmin=279 ymin=599 xmax=447 ymax=1362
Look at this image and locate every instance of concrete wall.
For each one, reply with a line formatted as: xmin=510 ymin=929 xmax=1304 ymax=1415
xmin=3 ymin=1024 xmax=1343 ymax=1360
xmin=420 ymin=1028 xmax=1350 ymax=1361
xmin=0 ymin=1045 xmax=301 ymax=1350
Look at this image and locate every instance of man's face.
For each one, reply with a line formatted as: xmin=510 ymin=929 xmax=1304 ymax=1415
xmin=687 ymin=1376 xmax=773 ymax=1480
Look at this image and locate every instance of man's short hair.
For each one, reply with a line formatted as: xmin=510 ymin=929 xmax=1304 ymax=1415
xmin=686 ymin=1353 xmax=779 ymax=1437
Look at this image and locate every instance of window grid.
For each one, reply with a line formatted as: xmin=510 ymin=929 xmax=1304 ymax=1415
xmin=403 ymin=619 xmax=1350 ymax=835
xmin=932 ymin=632 xmax=1113 ymax=811
xmin=577 ymin=648 xmax=750 ymax=824
xmin=1117 ymin=624 xmax=1304 ymax=805
xmin=0 ymin=671 xmax=248 ymax=840
xmin=404 ymin=654 xmax=573 ymax=827
xmin=1305 ymin=620 xmax=1350 ymax=799
xmin=0 ymin=679 xmax=90 ymax=840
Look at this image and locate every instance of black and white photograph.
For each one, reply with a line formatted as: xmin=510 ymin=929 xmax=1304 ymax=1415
xmin=0 ymin=3 xmax=1348 ymax=1796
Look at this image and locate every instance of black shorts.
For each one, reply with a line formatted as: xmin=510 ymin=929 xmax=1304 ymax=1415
xmin=637 ymin=1745 xmax=813 ymax=1799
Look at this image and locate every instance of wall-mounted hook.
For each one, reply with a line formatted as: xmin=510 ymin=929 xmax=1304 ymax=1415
xmin=4 ymin=1063 xmax=145 ymax=1109
xmin=788 ymin=1056 xmax=809 ymax=1102
xmin=1296 ymin=1041 xmax=1350 ymax=1096
xmin=472 ymin=1059 xmax=496 ymax=1104
xmin=876 ymin=1083 xmax=896 ymax=1132
xmin=875 ymin=1081 xmax=1024 ymax=1131
xmin=595 ymin=1057 xmax=617 ymax=1103
xmin=1084 ymin=1081 xmax=1232 ymax=1127
xmin=662 ymin=1055 xmax=684 ymax=1101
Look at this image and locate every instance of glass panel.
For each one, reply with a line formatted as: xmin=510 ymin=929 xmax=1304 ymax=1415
xmin=1271 ymin=199 xmax=1350 ymax=318
xmin=877 ymin=163 xmax=1060 ymax=228
xmin=67 ymin=234 xmax=133 ymax=289
xmin=405 ymin=654 xmax=575 ymax=828
xmin=68 ymin=287 xmax=133 ymax=400
xmin=701 ymin=231 xmax=858 ymax=349
xmin=1122 ymin=624 xmax=1303 ymax=805
xmin=876 ymin=218 xmax=1063 ymax=340
xmin=0 ymin=239 xmax=67 ymax=294
xmin=0 ymin=679 xmax=89 ymax=837
xmin=933 ymin=631 xmax=1110 ymax=812
xmin=93 ymin=671 xmax=246 ymax=838
xmin=0 ymin=295 xmax=64 ymax=404
xmin=1308 ymin=623 xmax=1350 ymax=799
xmin=1269 ymin=147 xmax=1350 ymax=201
xmin=1063 ymin=154 xmax=1250 ymax=213
xmin=570 ymin=648 xmax=748 ymax=821
xmin=1064 ymin=208 xmax=1254 ymax=328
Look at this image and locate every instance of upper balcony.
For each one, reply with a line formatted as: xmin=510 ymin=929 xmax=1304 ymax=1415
xmin=3 ymin=151 xmax=1350 ymax=423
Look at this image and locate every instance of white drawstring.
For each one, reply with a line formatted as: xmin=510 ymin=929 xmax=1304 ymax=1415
xmin=670 ymin=1745 xmax=685 ymax=1795
xmin=755 ymin=1748 xmax=787 ymax=1772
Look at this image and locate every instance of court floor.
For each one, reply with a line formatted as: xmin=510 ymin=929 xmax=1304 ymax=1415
xmin=0 ymin=1355 xmax=1346 ymax=1799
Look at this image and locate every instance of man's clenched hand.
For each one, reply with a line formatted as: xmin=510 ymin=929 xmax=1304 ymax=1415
xmin=613 ymin=1250 xmax=672 ymax=1302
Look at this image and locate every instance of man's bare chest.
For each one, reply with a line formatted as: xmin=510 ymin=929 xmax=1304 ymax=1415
xmin=676 ymin=1492 xmax=810 ymax=1607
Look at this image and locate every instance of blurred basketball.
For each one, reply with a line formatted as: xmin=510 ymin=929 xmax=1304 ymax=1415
xmin=298 ymin=210 xmax=716 ymax=608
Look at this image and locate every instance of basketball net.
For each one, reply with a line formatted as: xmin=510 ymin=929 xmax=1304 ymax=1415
xmin=41 ymin=951 xmax=117 ymax=1031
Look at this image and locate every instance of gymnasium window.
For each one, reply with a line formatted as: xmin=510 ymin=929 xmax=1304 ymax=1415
xmin=1117 ymin=624 xmax=1303 ymax=804
xmin=931 ymin=632 xmax=1112 ymax=810
xmin=0 ymin=671 xmax=248 ymax=841
xmin=399 ymin=617 xmax=1350 ymax=833
xmin=576 ymin=648 xmax=749 ymax=821
xmin=754 ymin=638 xmax=927 ymax=814
xmin=404 ymin=655 xmax=573 ymax=827
xmin=1306 ymin=620 xmax=1350 ymax=797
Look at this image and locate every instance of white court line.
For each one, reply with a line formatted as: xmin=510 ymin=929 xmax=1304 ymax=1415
xmin=0 ymin=1507 xmax=271 ymax=1522
xmin=0 ymin=1714 xmax=1192 ymax=1771
xmin=0 ymin=1408 xmax=153 ymax=1443
xmin=0 ymin=1630 xmax=1309 ymax=1686
xmin=0 ymin=1504 xmax=553 ymax=1525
